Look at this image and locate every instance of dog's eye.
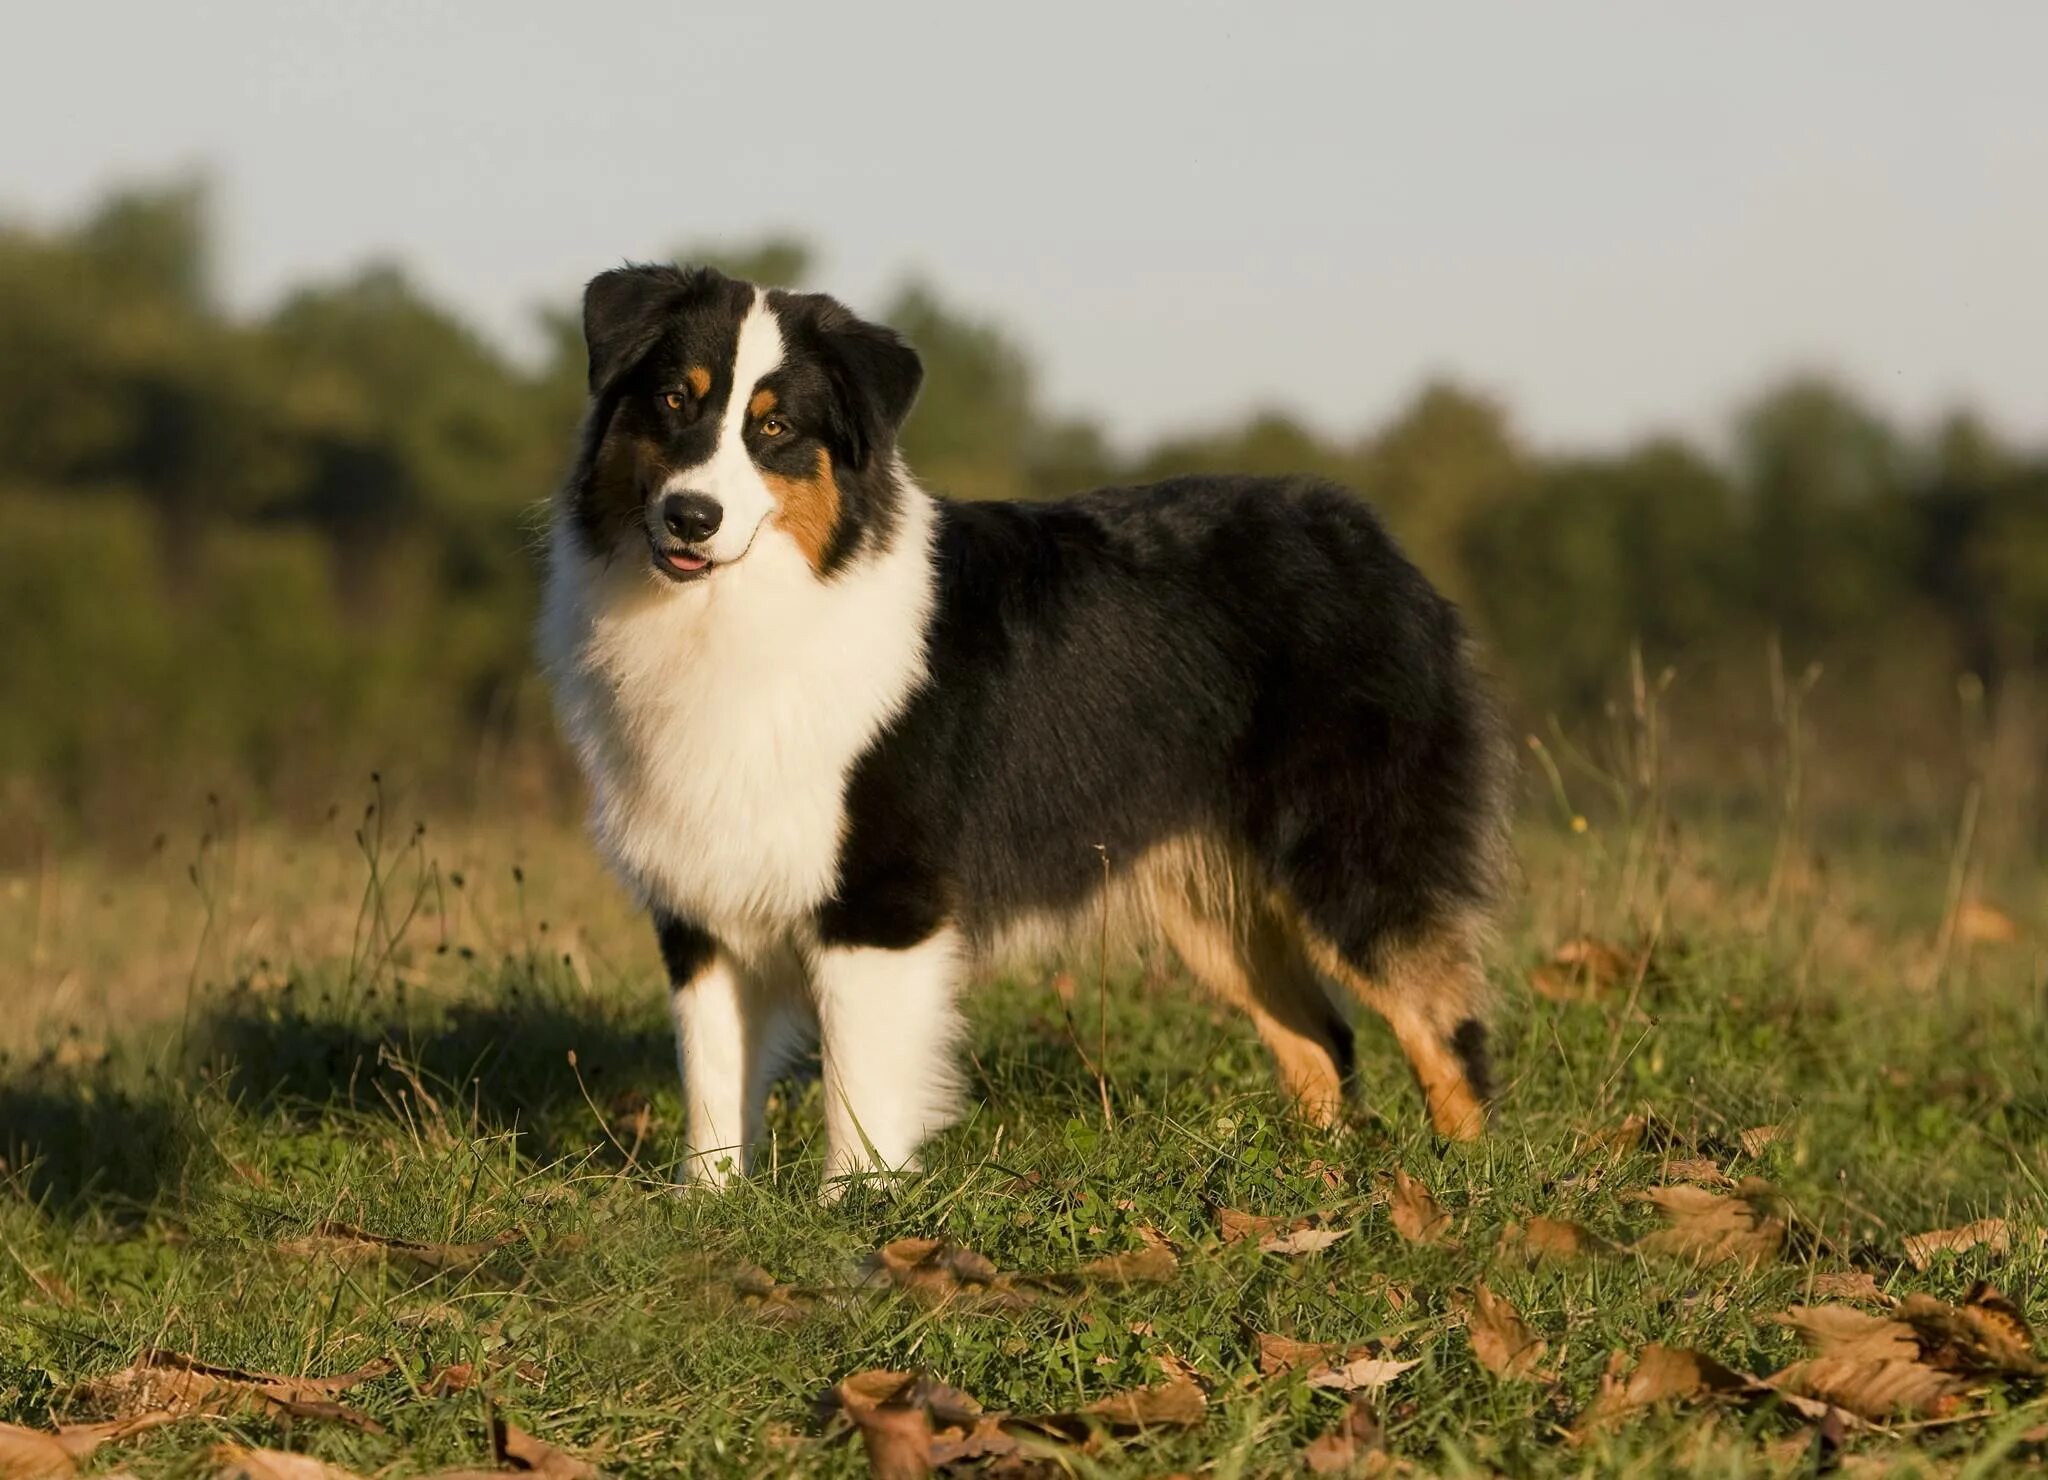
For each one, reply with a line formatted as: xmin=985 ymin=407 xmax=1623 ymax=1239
xmin=663 ymin=391 xmax=687 ymax=411
xmin=759 ymin=416 xmax=787 ymax=437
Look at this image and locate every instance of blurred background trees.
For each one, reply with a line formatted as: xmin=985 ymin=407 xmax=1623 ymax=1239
xmin=2 ymin=182 xmax=2044 ymax=858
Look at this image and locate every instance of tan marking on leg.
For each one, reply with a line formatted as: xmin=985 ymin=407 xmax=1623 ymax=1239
xmin=684 ymin=366 xmax=712 ymax=399
xmin=1296 ymin=922 xmax=1488 ymax=1141
xmin=763 ymin=447 xmax=842 ymax=572
xmin=748 ymin=386 xmax=778 ymax=419
xmin=1154 ymin=897 xmax=1346 ymax=1127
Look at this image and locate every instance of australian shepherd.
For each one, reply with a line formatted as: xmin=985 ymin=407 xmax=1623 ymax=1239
xmin=540 ymin=265 xmax=1509 ymax=1194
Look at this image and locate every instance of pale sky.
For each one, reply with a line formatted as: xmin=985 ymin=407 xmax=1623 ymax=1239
xmin=6 ymin=1 xmax=2045 ymax=452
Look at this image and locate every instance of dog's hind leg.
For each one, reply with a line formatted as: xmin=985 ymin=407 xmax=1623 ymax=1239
xmin=1155 ymin=897 xmax=1353 ymax=1127
xmin=1293 ymin=914 xmax=1491 ymax=1141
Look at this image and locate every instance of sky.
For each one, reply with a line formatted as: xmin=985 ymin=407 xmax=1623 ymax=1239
xmin=5 ymin=1 xmax=2045 ymax=453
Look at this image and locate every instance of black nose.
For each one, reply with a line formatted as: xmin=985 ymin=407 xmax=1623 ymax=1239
xmin=660 ymin=492 xmax=723 ymax=544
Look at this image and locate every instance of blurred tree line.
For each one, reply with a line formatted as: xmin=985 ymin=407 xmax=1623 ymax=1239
xmin=3 ymin=182 xmax=2045 ymax=854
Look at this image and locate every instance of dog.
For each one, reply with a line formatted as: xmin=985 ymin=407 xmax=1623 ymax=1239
xmin=539 ymin=264 xmax=1509 ymax=1193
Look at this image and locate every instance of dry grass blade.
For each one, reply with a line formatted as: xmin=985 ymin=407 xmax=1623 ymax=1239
xmin=1464 ymin=1283 xmax=1551 ymax=1380
xmin=1573 ymin=1345 xmax=1752 ymax=1438
xmin=1500 ymin=1216 xmax=1617 ymax=1263
xmin=1903 ymin=1218 xmax=2010 ymax=1270
xmin=72 ymin=1352 xmax=392 ymax=1431
xmin=1300 ymin=1396 xmax=1384 ymax=1476
xmin=1631 ymin=1180 xmax=1787 ymax=1267
xmin=1387 ymin=1170 xmax=1450 ymax=1245
xmin=208 ymin=1448 xmax=368 ymax=1480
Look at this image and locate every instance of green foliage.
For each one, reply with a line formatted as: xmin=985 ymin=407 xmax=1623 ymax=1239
xmin=3 ymin=181 xmax=2047 ymax=845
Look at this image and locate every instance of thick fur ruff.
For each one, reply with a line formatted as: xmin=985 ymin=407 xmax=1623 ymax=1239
xmin=540 ymin=264 xmax=1510 ymax=1190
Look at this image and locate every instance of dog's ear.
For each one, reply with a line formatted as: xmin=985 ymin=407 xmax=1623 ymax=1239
xmin=801 ymin=297 xmax=923 ymax=470
xmin=582 ymin=264 xmax=693 ymax=394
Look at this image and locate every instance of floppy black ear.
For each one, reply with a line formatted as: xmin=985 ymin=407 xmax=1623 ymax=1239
xmin=582 ymin=264 xmax=693 ymax=394
xmin=807 ymin=300 xmax=923 ymax=470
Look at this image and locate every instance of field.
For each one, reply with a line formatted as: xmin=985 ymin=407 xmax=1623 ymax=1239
xmin=4 ymin=771 xmax=2047 ymax=1478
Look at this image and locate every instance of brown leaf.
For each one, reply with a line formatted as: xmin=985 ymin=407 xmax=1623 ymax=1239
xmin=1766 ymin=1359 xmax=1966 ymax=1422
xmin=1573 ymin=1345 xmax=1753 ymax=1437
xmin=859 ymin=1238 xmax=1038 ymax=1309
xmin=1465 ymin=1284 xmax=1550 ymax=1380
xmin=1774 ymin=1307 xmax=1918 ymax=1363
xmin=1529 ymin=936 xmax=1638 ymax=1003
xmin=493 ymin=1418 xmax=603 ymax=1478
xmin=1738 ymin=1125 xmax=1787 ymax=1158
xmin=0 ymin=1426 xmax=84 ymax=1480
xmin=1500 ymin=1216 xmax=1617 ymax=1264
xmin=1631 ymin=1180 xmax=1787 ymax=1267
xmin=1216 ymin=1207 xmax=1288 ymax=1244
xmin=1259 ymin=1226 xmax=1349 ymax=1256
xmin=1307 ymin=1354 xmax=1422 ymax=1393
xmin=1075 ymin=1378 xmax=1207 ymax=1430
xmin=1078 ymin=1243 xmax=1179 ymax=1284
xmin=1896 ymin=1283 xmax=2045 ymax=1376
xmin=1255 ymin=1333 xmax=1339 ymax=1377
xmin=1954 ymin=900 xmax=2020 ymax=944
xmin=1903 ymin=1217 xmax=2010 ymax=1270
xmin=1659 ymin=1157 xmax=1733 ymax=1187
xmin=275 ymin=1221 xmax=517 ymax=1271
xmin=1301 ymin=1397 xmax=1384 ymax=1476
xmin=1387 ymin=1170 xmax=1450 ymax=1245
xmin=851 ymin=1405 xmax=932 ymax=1480
xmin=1809 ymin=1270 xmax=1889 ymax=1304
xmin=72 ymin=1352 xmax=391 ymax=1431
xmin=208 ymin=1448 xmax=368 ymax=1480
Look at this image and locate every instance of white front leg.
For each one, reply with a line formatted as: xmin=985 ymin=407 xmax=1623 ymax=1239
xmin=671 ymin=953 xmax=808 ymax=1187
xmin=812 ymin=928 xmax=968 ymax=1195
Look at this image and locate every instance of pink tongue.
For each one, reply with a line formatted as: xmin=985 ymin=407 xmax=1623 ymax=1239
xmin=666 ymin=551 xmax=709 ymax=572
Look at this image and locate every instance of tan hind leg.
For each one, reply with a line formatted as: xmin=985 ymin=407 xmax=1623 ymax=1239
xmin=1154 ymin=897 xmax=1352 ymax=1127
xmin=1295 ymin=917 xmax=1491 ymax=1141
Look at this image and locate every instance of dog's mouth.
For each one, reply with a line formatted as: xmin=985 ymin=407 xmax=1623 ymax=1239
xmin=650 ymin=544 xmax=715 ymax=583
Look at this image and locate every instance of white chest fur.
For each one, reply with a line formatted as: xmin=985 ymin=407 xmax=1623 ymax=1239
xmin=539 ymin=496 xmax=936 ymax=958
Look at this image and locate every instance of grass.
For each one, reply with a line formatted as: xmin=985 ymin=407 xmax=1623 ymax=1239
xmin=3 ymin=795 xmax=2047 ymax=1477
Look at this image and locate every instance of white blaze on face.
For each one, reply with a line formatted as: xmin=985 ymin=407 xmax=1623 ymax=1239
xmin=662 ymin=288 xmax=784 ymax=565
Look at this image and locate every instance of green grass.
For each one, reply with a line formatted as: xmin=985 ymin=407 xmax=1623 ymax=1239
xmin=3 ymin=820 xmax=2047 ymax=1477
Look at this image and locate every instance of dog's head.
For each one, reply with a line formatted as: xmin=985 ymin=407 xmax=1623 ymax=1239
xmin=564 ymin=264 xmax=922 ymax=582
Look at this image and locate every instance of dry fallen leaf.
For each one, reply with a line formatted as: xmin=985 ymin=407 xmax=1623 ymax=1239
xmin=1895 ymin=1283 xmax=2044 ymax=1376
xmin=275 ymin=1221 xmax=518 ymax=1271
xmin=1658 ymin=1157 xmax=1734 ymax=1187
xmin=1809 ymin=1270 xmax=1889 ymax=1304
xmin=72 ymin=1352 xmax=392 ymax=1431
xmin=1631 ymin=1180 xmax=1787 ymax=1267
xmin=1738 ymin=1124 xmax=1787 ymax=1158
xmin=1766 ymin=1358 xmax=1965 ymax=1423
xmin=1216 ymin=1207 xmax=1289 ymax=1244
xmin=1255 ymin=1333 xmax=1340 ymax=1377
xmin=0 ymin=1426 xmax=89 ymax=1480
xmin=1953 ymin=900 xmax=2020 ymax=944
xmin=1774 ymin=1306 xmax=1919 ymax=1364
xmin=493 ymin=1418 xmax=603 ymax=1479
xmin=1073 ymin=1378 xmax=1207 ymax=1431
xmin=1464 ymin=1284 xmax=1551 ymax=1380
xmin=1529 ymin=936 xmax=1639 ymax=1003
xmin=1903 ymin=1217 xmax=2010 ymax=1271
xmin=1260 ymin=1226 xmax=1349 ymax=1256
xmin=1306 ymin=1355 xmax=1422 ymax=1394
xmin=1387 ymin=1170 xmax=1451 ymax=1245
xmin=1500 ymin=1216 xmax=1617 ymax=1263
xmin=1573 ymin=1345 xmax=1752 ymax=1437
xmin=1300 ymin=1396 xmax=1384 ymax=1476
xmin=209 ymin=1448 xmax=367 ymax=1480
xmin=1078 ymin=1243 xmax=1180 ymax=1284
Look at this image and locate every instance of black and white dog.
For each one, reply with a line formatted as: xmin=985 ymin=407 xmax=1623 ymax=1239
xmin=540 ymin=265 xmax=1508 ymax=1193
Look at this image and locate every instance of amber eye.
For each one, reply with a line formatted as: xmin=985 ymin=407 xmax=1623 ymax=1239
xmin=663 ymin=391 xmax=686 ymax=411
xmin=759 ymin=416 xmax=787 ymax=437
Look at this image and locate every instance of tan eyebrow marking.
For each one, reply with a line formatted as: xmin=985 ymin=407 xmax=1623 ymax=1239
xmin=684 ymin=366 xmax=712 ymax=398
xmin=748 ymin=387 xmax=778 ymax=419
